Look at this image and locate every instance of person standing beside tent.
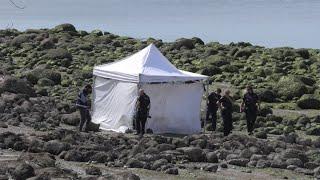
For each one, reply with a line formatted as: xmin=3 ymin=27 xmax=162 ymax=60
xmin=76 ymin=84 xmax=92 ymax=132
xmin=135 ymin=89 xmax=150 ymax=136
xmin=218 ymin=89 xmax=233 ymax=136
xmin=240 ymin=85 xmax=260 ymax=135
xmin=206 ymin=88 xmax=222 ymax=131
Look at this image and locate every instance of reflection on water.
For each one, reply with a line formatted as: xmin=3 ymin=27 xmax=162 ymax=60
xmin=0 ymin=0 xmax=319 ymax=48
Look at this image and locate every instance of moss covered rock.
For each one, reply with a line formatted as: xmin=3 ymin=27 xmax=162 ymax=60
xmin=275 ymin=76 xmax=308 ymax=100
xmin=297 ymin=94 xmax=320 ymax=109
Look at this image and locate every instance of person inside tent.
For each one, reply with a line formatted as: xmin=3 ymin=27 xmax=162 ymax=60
xmin=135 ymin=89 xmax=150 ymax=137
xmin=218 ymin=89 xmax=233 ymax=136
xmin=240 ymin=85 xmax=260 ymax=135
xmin=76 ymin=84 xmax=92 ymax=132
xmin=206 ymin=88 xmax=222 ymax=131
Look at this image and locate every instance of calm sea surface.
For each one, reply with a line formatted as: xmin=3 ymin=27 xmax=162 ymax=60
xmin=0 ymin=0 xmax=320 ymax=48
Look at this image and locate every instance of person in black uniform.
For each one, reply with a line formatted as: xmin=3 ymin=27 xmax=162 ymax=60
xmin=218 ymin=90 xmax=233 ymax=136
xmin=135 ymin=89 xmax=150 ymax=137
xmin=76 ymin=84 xmax=92 ymax=132
xmin=241 ymin=85 xmax=260 ymax=135
xmin=206 ymin=88 xmax=222 ymax=131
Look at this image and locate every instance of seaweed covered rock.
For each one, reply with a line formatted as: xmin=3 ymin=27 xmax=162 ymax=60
xmin=297 ymin=94 xmax=320 ymax=109
xmin=0 ymin=76 xmax=35 ymax=96
xmin=25 ymin=68 xmax=61 ymax=85
xmin=275 ymin=76 xmax=308 ymax=100
xmin=53 ymin=23 xmax=77 ymax=33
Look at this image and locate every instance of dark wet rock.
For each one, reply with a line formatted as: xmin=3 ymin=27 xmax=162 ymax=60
xmin=286 ymin=158 xmax=303 ymax=167
xmin=12 ymin=163 xmax=35 ymax=180
xmin=171 ymin=38 xmax=195 ymax=50
xmin=295 ymin=167 xmax=314 ymax=176
xmin=220 ymin=163 xmax=228 ymax=168
xmin=304 ymin=162 xmax=319 ymax=170
xmin=227 ymin=158 xmax=249 ymax=167
xmin=0 ymin=76 xmax=35 ymax=97
xmin=64 ymin=150 xmax=84 ymax=162
xmin=256 ymin=159 xmax=271 ymax=168
xmin=177 ymin=147 xmax=205 ymax=162
xmin=61 ymin=112 xmax=80 ymax=126
xmin=126 ymin=158 xmax=144 ymax=168
xmin=203 ymin=164 xmax=218 ymax=172
xmin=18 ymin=153 xmax=56 ymax=168
xmin=151 ymin=159 xmax=168 ymax=170
xmin=297 ymin=94 xmax=320 ymax=109
xmin=165 ymin=167 xmax=179 ymax=175
xmin=85 ymin=166 xmax=102 ymax=176
xmin=254 ymin=131 xmax=267 ymax=139
xmin=44 ymin=140 xmax=70 ymax=155
xmin=206 ymin=152 xmax=219 ymax=163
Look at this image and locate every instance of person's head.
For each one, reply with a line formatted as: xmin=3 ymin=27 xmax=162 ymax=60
xmin=246 ymin=85 xmax=253 ymax=94
xmin=139 ymin=89 xmax=144 ymax=96
xmin=84 ymin=84 xmax=92 ymax=94
xmin=224 ymin=89 xmax=231 ymax=96
xmin=216 ymin=88 xmax=222 ymax=94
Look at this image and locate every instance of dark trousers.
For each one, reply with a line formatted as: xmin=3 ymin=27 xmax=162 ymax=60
xmin=79 ymin=108 xmax=91 ymax=131
xmin=206 ymin=109 xmax=218 ymax=131
xmin=221 ymin=110 xmax=232 ymax=136
xmin=245 ymin=110 xmax=257 ymax=133
xmin=136 ymin=112 xmax=147 ymax=134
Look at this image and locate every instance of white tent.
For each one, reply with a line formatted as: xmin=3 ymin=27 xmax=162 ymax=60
xmin=92 ymin=44 xmax=208 ymax=134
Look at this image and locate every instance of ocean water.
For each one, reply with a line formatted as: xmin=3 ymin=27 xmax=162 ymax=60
xmin=0 ymin=0 xmax=319 ymax=48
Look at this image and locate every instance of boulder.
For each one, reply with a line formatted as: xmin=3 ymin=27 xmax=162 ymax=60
xmin=53 ymin=23 xmax=77 ymax=32
xmin=203 ymin=164 xmax=218 ymax=172
xmin=10 ymin=34 xmax=35 ymax=47
xmin=18 ymin=153 xmax=56 ymax=168
xmin=44 ymin=140 xmax=70 ymax=155
xmin=126 ymin=158 xmax=144 ymax=168
xmin=306 ymin=125 xmax=320 ymax=136
xmin=256 ymin=160 xmax=271 ymax=168
xmin=85 ymin=166 xmax=102 ymax=176
xmin=206 ymin=152 xmax=219 ymax=163
xmin=44 ymin=48 xmax=72 ymax=60
xmin=0 ymin=76 xmax=35 ymax=97
xmin=64 ymin=150 xmax=83 ymax=162
xmin=164 ymin=167 xmax=179 ymax=175
xmin=281 ymin=149 xmax=308 ymax=163
xmin=61 ymin=112 xmax=80 ymax=126
xmin=234 ymin=48 xmax=255 ymax=59
xmin=275 ymin=76 xmax=308 ymax=100
xmin=26 ymin=69 xmax=61 ymax=85
xmin=297 ymin=94 xmax=320 ymax=109
xmin=151 ymin=159 xmax=168 ymax=170
xmin=295 ymin=48 xmax=310 ymax=59
xmin=177 ymin=147 xmax=205 ymax=162
xmin=12 ymin=163 xmax=35 ymax=180
xmin=286 ymin=158 xmax=303 ymax=168
xmin=171 ymin=38 xmax=195 ymax=50
xmin=227 ymin=158 xmax=249 ymax=167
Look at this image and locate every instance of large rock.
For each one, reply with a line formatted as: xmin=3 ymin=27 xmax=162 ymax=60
xmin=177 ymin=147 xmax=205 ymax=162
xmin=126 ymin=158 xmax=144 ymax=168
xmin=0 ymin=76 xmax=35 ymax=97
xmin=206 ymin=152 xmax=219 ymax=163
xmin=297 ymin=94 xmax=320 ymax=109
xmin=234 ymin=48 xmax=255 ymax=59
xmin=18 ymin=153 xmax=56 ymax=168
xmin=227 ymin=158 xmax=249 ymax=167
xmin=286 ymin=158 xmax=303 ymax=167
xmin=44 ymin=140 xmax=70 ymax=155
xmin=306 ymin=125 xmax=320 ymax=136
xmin=45 ymin=48 xmax=72 ymax=60
xmin=12 ymin=163 xmax=35 ymax=180
xmin=61 ymin=112 xmax=80 ymax=126
xmin=281 ymin=149 xmax=308 ymax=163
xmin=26 ymin=69 xmax=61 ymax=85
xmin=53 ymin=23 xmax=77 ymax=33
xmin=171 ymin=38 xmax=195 ymax=50
xmin=10 ymin=34 xmax=35 ymax=47
xmin=275 ymin=76 xmax=308 ymax=100
xmin=151 ymin=159 xmax=168 ymax=170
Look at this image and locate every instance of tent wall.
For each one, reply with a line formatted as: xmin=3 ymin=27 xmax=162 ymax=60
xmin=92 ymin=77 xmax=137 ymax=132
xmin=142 ymin=82 xmax=203 ymax=134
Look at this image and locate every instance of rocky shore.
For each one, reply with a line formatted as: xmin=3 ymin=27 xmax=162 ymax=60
xmin=0 ymin=23 xmax=320 ymax=179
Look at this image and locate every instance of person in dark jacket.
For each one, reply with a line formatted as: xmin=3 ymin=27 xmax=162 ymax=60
xmin=241 ymin=85 xmax=260 ymax=135
xmin=218 ymin=90 xmax=233 ymax=136
xmin=206 ymin=88 xmax=222 ymax=131
xmin=135 ymin=89 xmax=150 ymax=136
xmin=76 ymin=84 xmax=92 ymax=132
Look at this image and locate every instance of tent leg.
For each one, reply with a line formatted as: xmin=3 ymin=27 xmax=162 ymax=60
xmin=203 ymin=81 xmax=209 ymax=134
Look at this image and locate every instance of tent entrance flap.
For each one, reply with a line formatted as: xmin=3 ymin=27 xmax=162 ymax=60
xmin=92 ymin=77 xmax=138 ymax=133
xmin=142 ymin=82 xmax=203 ymax=134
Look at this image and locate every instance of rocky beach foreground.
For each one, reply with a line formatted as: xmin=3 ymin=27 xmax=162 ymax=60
xmin=0 ymin=24 xmax=320 ymax=179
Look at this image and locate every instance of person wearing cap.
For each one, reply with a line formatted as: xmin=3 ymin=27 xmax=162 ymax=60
xmin=135 ymin=89 xmax=150 ymax=136
xmin=76 ymin=84 xmax=92 ymax=132
xmin=240 ymin=85 xmax=260 ymax=135
xmin=206 ymin=88 xmax=222 ymax=131
xmin=218 ymin=89 xmax=233 ymax=136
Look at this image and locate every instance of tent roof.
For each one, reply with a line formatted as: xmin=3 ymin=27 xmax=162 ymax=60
xmin=93 ymin=44 xmax=208 ymax=83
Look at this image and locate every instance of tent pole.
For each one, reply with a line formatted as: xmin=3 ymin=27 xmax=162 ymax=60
xmin=203 ymin=80 xmax=209 ymax=134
